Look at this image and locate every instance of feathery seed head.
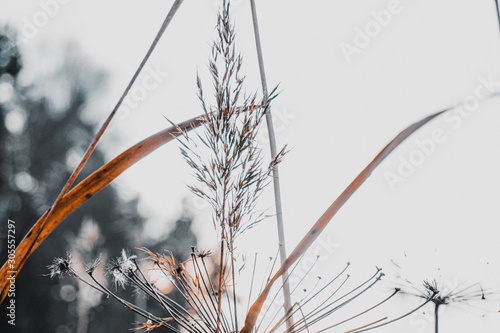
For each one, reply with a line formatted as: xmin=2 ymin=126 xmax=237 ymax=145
xmin=47 ymin=253 xmax=73 ymax=279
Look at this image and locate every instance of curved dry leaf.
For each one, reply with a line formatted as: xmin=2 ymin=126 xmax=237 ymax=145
xmin=0 ymin=115 xmax=206 ymax=303
xmin=240 ymin=109 xmax=448 ymax=333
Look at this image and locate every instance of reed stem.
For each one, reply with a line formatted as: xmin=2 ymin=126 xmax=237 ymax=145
xmin=249 ymin=1 xmax=294 ymax=329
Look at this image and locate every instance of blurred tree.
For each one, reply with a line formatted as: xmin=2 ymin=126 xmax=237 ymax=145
xmin=142 ymin=211 xmax=198 ymax=326
xmin=0 ymin=27 xmax=199 ymax=332
xmin=0 ymin=29 xmax=148 ymax=332
xmin=150 ymin=212 xmax=198 ymax=262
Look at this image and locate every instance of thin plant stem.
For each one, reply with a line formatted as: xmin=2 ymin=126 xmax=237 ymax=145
xmin=42 ymin=0 xmax=184 ymax=238
xmin=257 ymin=253 xmax=308 ymax=332
xmin=495 ymin=0 xmax=500 ymax=37
xmin=435 ymin=303 xmax=440 ymax=333
xmin=347 ymin=292 xmax=437 ymax=333
xmin=290 ymin=270 xmax=382 ymax=332
xmin=217 ymin=239 xmax=225 ymax=333
xmin=246 ymin=253 xmax=258 ymax=315
xmin=315 ymin=288 xmax=400 ymax=333
xmin=249 ymin=0 xmax=294 ymax=329
xmin=230 ymin=234 xmax=239 ymax=332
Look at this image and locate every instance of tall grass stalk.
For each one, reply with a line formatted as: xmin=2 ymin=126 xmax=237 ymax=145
xmin=181 ymin=1 xmax=287 ymax=330
xmin=249 ymin=1 xmax=294 ymax=329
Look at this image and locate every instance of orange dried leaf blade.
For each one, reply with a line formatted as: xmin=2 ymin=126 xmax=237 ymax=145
xmin=240 ymin=109 xmax=448 ymax=333
xmin=0 ymin=115 xmax=206 ymax=303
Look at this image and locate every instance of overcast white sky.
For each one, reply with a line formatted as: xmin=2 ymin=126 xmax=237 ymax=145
xmin=2 ymin=0 xmax=500 ymax=331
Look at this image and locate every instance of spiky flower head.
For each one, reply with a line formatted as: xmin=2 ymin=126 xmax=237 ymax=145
xmin=47 ymin=253 xmax=73 ymax=279
xmin=119 ymin=249 xmax=137 ymax=276
xmin=85 ymin=255 xmax=102 ymax=275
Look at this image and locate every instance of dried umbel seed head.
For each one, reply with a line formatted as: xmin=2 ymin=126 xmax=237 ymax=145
xmin=85 ymin=255 xmax=102 ymax=275
xmin=195 ymin=249 xmax=212 ymax=258
xmin=423 ymin=279 xmax=439 ymax=294
xmin=119 ymin=249 xmax=137 ymax=276
xmin=105 ymin=257 xmax=128 ymax=289
xmin=110 ymin=265 xmax=127 ymax=289
xmin=47 ymin=253 xmax=72 ymax=279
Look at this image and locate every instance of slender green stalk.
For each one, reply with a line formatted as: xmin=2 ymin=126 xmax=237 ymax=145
xmin=249 ymin=0 xmax=294 ymax=329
